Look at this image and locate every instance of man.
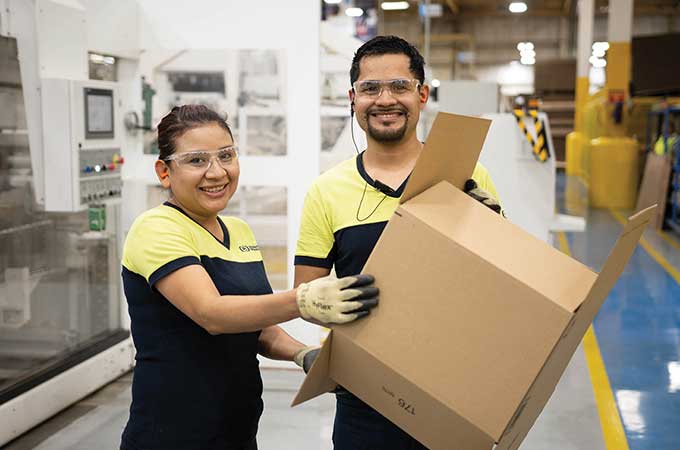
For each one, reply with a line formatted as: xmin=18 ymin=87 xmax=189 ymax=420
xmin=293 ymin=35 xmax=501 ymax=450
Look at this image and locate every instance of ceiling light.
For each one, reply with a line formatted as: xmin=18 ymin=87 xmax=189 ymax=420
xmin=592 ymin=41 xmax=610 ymax=52
xmin=517 ymin=42 xmax=526 ymax=51
xmin=589 ymin=56 xmax=607 ymax=68
xmin=431 ymin=79 xmax=441 ymax=88
xmin=520 ymin=57 xmax=536 ymax=65
xmin=509 ymin=2 xmax=528 ymax=13
xmin=520 ymin=49 xmax=536 ymax=58
xmin=524 ymin=42 xmax=534 ymax=51
xmin=593 ymin=48 xmax=606 ymax=58
xmin=345 ymin=7 xmax=364 ymax=17
xmin=324 ymin=0 xmax=342 ymax=4
xmin=381 ymin=1 xmax=409 ymax=10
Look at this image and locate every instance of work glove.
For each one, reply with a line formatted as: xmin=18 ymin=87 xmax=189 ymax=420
xmin=293 ymin=346 xmax=320 ymax=373
xmin=296 ymin=274 xmax=379 ymax=324
xmin=464 ymin=179 xmax=504 ymax=216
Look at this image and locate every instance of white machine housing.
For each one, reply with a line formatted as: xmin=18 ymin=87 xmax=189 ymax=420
xmin=41 ymin=78 xmax=123 ymax=212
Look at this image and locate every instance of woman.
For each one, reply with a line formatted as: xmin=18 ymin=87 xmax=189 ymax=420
xmin=120 ymin=105 xmax=378 ymax=450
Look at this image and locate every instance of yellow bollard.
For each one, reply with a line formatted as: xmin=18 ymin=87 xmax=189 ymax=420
xmin=566 ymin=131 xmax=584 ymax=177
xmin=588 ymin=136 xmax=639 ymax=209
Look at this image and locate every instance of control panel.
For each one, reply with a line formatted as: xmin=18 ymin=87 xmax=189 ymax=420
xmin=41 ymin=79 xmax=124 ymax=211
xmin=79 ymin=149 xmax=124 ymax=204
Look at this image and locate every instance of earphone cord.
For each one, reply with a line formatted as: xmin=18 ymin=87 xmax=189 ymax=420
xmin=351 ymin=107 xmax=387 ymax=222
xmin=351 ymin=112 xmax=360 ymax=155
xmin=356 ymin=178 xmax=388 ymax=222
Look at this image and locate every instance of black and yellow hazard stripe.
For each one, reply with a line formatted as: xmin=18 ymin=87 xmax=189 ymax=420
xmin=512 ymin=109 xmax=536 ymax=148
xmin=528 ymin=109 xmax=551 ymax=162
xmin=512 ymin=109 xmax=551 ymax=163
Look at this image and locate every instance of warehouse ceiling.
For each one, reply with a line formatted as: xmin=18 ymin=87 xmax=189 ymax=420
xmin=430 ymin=0 xmax=680 ymax=16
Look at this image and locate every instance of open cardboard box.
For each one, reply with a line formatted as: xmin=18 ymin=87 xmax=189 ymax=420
xmin=292 ymin=112 xmax=654 ymax=450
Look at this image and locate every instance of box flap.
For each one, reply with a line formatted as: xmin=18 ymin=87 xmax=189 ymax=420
xmin=569 ymin=205 xmax=656 ymax=332
xmin=402 ymin=181 xmax=598 ymax=313
xmin=400 ymin=113 xmax=491 ymax=204
xmin=493 ymin=206 xmax=656 ymax=450
xmin=291 ymin=332 xmax=337 ymax=407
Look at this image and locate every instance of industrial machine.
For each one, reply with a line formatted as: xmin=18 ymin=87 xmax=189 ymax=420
xmin=0 ymin=2 xmax=133 ymax=445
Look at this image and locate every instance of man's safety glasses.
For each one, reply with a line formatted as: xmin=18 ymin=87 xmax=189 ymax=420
xmin=352 ymin=79 xmax=421 ymax=98
xmin=163 ymin=146 xmax=239 ymax=172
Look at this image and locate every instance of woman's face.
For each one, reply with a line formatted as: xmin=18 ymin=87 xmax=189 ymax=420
xmin=155 ymin=122 xmax=239 ymax=222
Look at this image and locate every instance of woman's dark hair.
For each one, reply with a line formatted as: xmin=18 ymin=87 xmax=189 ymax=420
xmin=157 ymin=105 xmax=233 ymax=160
xmin=350 ymin=35 xmax=425 ymax=85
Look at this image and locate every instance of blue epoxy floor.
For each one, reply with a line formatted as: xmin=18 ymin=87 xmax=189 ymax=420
xmin=560 ymin=175 xmax=680 ymax=450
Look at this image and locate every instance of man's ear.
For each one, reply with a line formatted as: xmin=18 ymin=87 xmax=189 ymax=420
xmin=419 ymin=84 xmax=430 ymax=110
xmin=155 ymin=159 xmax=171 ymax=189
xmin=348 ymin=89 xmax=356 ymax=112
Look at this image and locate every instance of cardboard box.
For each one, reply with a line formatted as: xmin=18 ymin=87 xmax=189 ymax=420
xmin=636 ymin=152 xmax=672 ymax=230
xmin=292 ymin=113 xmax=654 ymax=450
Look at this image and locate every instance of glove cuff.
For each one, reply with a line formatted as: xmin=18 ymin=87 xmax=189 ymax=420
xmin=295 ymin=283 xmax=312 ymax=320
xmin=293 ymin=346 xmax=315 ymax=368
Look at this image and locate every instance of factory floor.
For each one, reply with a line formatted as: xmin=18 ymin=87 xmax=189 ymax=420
xmin=4 ymin=175 xmax=680 ymax=450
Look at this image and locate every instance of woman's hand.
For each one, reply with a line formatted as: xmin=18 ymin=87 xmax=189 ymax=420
xmin=295 ymin=274 xmax=379 ymax=324
xmin=293 ymin=346 xmax=321 ymax=373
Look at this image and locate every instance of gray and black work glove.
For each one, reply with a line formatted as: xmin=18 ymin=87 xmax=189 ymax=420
xmin=464 ymin=179 xmax=504 ymax=216
xmin=296 ymin=274 xmax=379 ymax=324
xmin=293 ymin=346 xmax=321 ymax=373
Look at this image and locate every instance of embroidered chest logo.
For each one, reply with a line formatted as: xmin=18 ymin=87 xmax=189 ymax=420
xmin=239 ymin=245 xmax=260 ymax=252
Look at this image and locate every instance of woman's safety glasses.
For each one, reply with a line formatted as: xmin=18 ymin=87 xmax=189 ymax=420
xmin=352 ymin=78 xmax=421 ymax=98
xmin=163 ymin=146 xmax=239 ymax=172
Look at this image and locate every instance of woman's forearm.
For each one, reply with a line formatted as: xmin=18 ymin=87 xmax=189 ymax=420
xmin=258 ymin=325 xmax=306 ymax=361
xmin=200 ymin=290 xmax=300 ymax=335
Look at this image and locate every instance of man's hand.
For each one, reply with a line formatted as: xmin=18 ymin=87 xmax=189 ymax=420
xmin=464 ymin=179 xmax=504 ymax=216
xmin=296 ymin=274 xmax=379 ymax=324
xmin=293 ymin=346 xmax=321 ymax=373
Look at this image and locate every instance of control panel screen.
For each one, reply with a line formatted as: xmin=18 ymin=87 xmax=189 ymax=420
xmin=84 ymin=88 xmax=114 ymax=139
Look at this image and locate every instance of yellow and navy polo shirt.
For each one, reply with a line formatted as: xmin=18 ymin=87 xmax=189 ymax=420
xmin=295 ymin=152 xmax=500 ymax=278
xmin=121 ymin=202 xmax=271 ymax=450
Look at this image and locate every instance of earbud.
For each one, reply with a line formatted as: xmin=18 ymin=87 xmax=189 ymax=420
xmin=350 ymin=101 xmax=355 ymax=117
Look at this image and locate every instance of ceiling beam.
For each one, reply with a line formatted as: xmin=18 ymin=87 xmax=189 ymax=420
xmin=417 ymin=33 xmax=472 ymax=45
xmin=445 ymin=0 xmax=459 ymax=14
xmin=458 ymin=8 xmax=570 ymax=17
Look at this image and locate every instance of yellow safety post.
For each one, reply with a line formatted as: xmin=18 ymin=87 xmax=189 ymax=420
xmin=566 ymin=0 xmax=593 ymax=178
xmin=588 ymin=0 xmax=639 ymax=209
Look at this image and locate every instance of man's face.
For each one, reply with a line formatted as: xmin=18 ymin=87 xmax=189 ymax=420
xmin=351 ymin=53 xmax=429 ymax=143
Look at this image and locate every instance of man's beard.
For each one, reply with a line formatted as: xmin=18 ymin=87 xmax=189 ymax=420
xmin=365 ymin=112 xmax=409 ymax=142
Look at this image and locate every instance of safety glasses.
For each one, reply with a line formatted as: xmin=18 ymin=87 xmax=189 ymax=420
xmin=352 ymin=78 xmax=421 ymax=98
xmin=163 ymin=146 xmax=239 ymax=172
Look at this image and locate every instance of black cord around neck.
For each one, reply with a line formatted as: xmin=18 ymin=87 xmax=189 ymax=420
xmin=356 ymin=179 xmax=388 ymax=222
xmin=351 ymin=108 xmax=388 ymax=221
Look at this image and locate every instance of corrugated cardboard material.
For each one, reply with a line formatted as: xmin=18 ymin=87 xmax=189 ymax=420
xmin=635 ymin=152 xmax=672 ymax=230
xmin=292 ymin=112 xmax=655 ymax=450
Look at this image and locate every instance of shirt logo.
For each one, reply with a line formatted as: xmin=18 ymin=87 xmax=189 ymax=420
xmin=239 ymin=245 xmax=260 ymax=252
